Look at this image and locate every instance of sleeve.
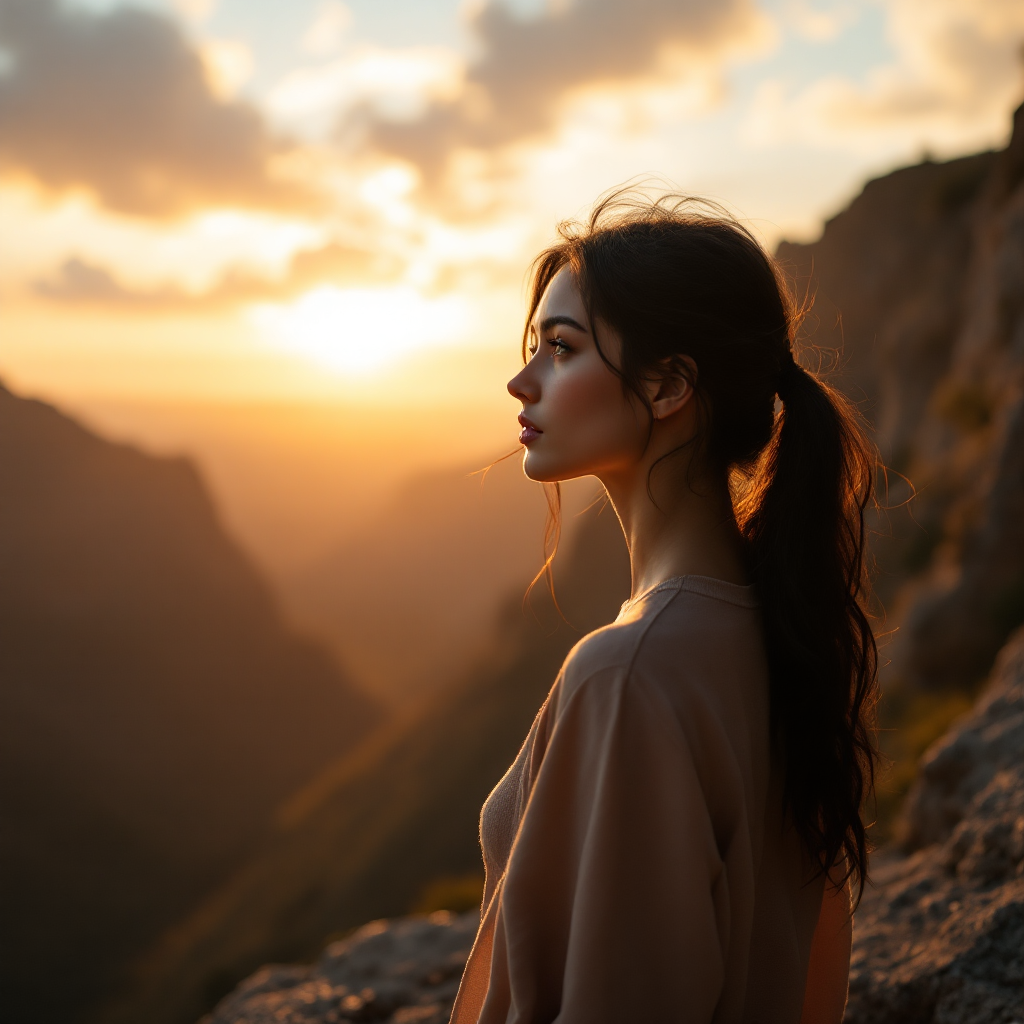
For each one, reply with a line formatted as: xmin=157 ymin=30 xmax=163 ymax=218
xmin=474 ymin=667 xmax=735 ymax=1024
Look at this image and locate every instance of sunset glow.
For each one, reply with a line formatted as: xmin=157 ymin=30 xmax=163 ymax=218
xmin=1 ymin=0 xmax=1021 ymax=410
xmin=251 ymin=284 xmax=471 ymax=372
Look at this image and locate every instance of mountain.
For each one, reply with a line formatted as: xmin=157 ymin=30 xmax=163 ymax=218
xmin=104 ymin=499 xmax=631 ymax=1024
xmin=0 ymin=384 xmax=381 ymax=1024
xmin=61 ymin=394 xmax=524 ymax=582
xmin=60 ymin=396 xmax=568 ymax=710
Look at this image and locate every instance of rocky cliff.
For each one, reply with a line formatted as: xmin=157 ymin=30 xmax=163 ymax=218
xmin=204 ymin=912 xmax=479 ymax=1024
xmin=779 ymin=103 xmax=1024 ymax=692
xmin=0 ymin=385 xmax=381 ymax=1024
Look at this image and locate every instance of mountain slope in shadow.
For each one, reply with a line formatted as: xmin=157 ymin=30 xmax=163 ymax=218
xmin=0 ymin=384 xmax=381 ymax=1024
xmin=113 ymin=499 xmax=631 ymax=1024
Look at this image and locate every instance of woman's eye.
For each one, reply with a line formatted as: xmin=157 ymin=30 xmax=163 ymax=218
xmin=549 ymin=337 xmax=570 ymax=355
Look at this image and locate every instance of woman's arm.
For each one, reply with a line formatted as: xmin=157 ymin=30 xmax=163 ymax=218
xmin=799 ymin=868 xmax=853 ymax=1024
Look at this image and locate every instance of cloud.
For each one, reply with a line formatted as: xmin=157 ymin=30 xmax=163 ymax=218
xmin=743 ymin=0 xmax=1024 ymax=155
xmin=359 ymin=0 xmax=770 ymax=181
xmin=0 ymin=0 xmax=316 ymax=217
xmin=268 ymin=46 xmax=463 ymax=141
xmin=33 ymin=242 xmax=399 ymax=311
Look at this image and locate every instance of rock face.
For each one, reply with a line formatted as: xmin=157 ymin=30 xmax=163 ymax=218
xmin=900 ymin=630 xmax=1024 ymax=854
xmin=207 ymin=629 xmax=1024 ymax=1024
xmin=844 ymin=627 xmax=1024 ymax=1023
xmin=780 ymin=102 xmax=1024 ymax=692
xmin=204 ymin=912 xmax=478 ymax=1024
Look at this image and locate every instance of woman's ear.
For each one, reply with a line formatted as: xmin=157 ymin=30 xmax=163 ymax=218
xmin=648 ymin=355 xmax=697 ymax=420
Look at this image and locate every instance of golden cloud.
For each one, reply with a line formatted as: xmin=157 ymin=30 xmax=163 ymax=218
xmin=358 ymin=0 xmax=770 ymax=182
xmin=0 ymin=0 xmax=318 ymax=218
xmin=33 ymin=243 xmax=400 ymax=311
xmin=743 ymin=0 xmax=1024 ymax=155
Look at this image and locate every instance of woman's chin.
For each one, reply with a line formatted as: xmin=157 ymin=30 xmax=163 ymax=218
xmin=521 ymin=449 xmax=575 ymax=483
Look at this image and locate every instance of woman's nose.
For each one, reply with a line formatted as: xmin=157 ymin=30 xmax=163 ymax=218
xmin=508 ymin=365 xmax=538 ymax=404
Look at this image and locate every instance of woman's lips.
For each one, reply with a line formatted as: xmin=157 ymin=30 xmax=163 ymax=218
xmin=518 ymin=414 xmax=542 ymax=446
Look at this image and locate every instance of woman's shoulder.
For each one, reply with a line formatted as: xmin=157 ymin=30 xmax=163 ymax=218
xmin=555 ymin=582 xmax=678 ymax=699
xmin=553 ymin=575 xmax=767 ymax=725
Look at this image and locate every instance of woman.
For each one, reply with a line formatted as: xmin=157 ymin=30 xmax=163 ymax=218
xmin=451 ymin=193 xmax=879 ymax=1024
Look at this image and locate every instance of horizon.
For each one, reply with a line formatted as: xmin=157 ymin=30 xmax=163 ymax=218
xmin=1 ymin=0 xmax=1023 ymax=590
xmin=2 ymin=0 xmax=1022 ymax=414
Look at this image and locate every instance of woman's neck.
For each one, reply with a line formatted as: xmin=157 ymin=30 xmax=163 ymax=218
xmin=599 ymin=458 xmax=748 ymax=600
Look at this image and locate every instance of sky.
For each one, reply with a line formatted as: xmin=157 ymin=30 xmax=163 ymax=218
xmin=1 ymin=0 xmax=1023 ymax=416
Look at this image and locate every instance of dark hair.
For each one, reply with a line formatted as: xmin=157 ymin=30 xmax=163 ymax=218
xmin=524 ymin=190 xmax=879 ymax=900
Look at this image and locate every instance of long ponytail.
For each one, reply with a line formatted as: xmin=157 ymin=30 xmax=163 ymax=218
xmin=524 ymin=190 xmax=880 ymax=899
xmin=735 ymin=356 xmax=878 ymax=899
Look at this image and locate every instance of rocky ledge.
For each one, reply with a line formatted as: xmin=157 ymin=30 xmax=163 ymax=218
xmin=208 ymin=630 xmax=1024 ymax=1024
xmin=203 ymin=912 xmax=478 ymax=1024
xmin=844 ymin=627 xmax=1024 ymax=1024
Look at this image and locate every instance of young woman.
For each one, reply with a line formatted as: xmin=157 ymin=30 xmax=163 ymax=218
xmin=451 ymin=193 xmax=879 ymax=1024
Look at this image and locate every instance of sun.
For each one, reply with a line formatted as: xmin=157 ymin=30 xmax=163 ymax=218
xmin=250 ymin=284 xmax=470 ymax=374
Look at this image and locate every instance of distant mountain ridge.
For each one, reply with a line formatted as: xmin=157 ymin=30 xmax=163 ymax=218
xmin=0 ymin=384 xmax=381 ymax=1024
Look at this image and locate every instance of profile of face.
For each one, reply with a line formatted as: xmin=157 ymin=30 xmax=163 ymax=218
xmin=507 ymin=266 xmax=693 ymax=484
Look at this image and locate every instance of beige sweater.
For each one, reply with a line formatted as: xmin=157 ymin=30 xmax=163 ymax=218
xmin=450 ymin=575 xmax=827 ymax=1024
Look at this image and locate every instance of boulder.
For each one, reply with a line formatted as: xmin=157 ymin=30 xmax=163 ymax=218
xmin=203 ymin=912 xmax=478 ymax=1024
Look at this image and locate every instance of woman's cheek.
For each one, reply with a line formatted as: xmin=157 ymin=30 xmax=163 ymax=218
xmin=551 ymin=364 xmax=632 ymax=466
xmin=551 ymin=368 xmax=597 ymax=423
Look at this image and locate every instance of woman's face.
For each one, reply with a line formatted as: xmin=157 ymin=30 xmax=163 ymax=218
xmin=507 ymin=267 xmax=649 ymax=484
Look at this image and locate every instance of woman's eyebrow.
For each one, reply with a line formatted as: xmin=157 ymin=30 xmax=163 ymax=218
xmin=539 ymin=314 xmax=588 ymax=333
